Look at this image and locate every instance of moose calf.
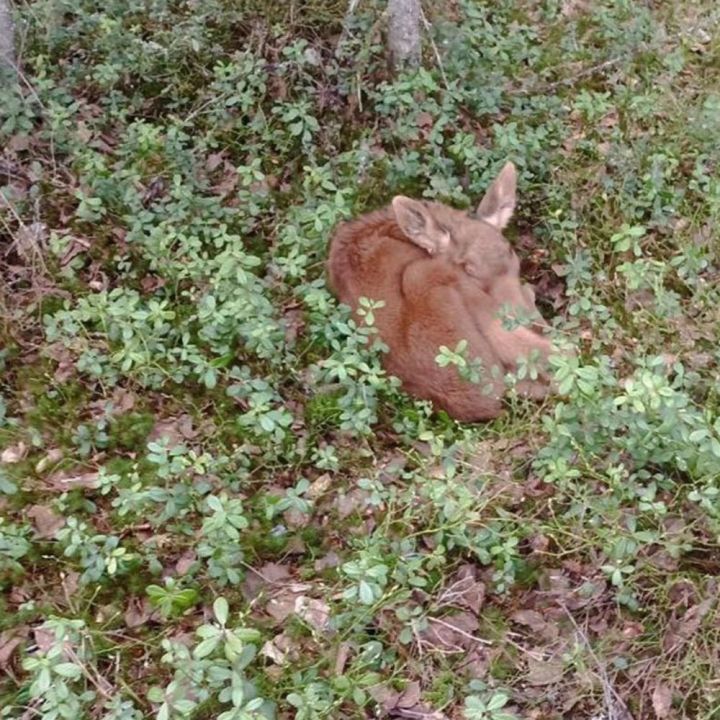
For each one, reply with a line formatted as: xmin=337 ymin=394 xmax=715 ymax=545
xmin=327 ymin=162 xmax=555 ymax=421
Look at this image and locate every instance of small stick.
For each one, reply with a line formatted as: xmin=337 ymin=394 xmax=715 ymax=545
xmin=419 ymin=6 xmax=448 ymax=88
xmin=428 ymin=616 xmax=492 ymax=646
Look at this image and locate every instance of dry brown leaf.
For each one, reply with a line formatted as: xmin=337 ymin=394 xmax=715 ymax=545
xmin=149 ymin=414 xmax=197 ymax=446
xmin=43 ymin=343 xmax=76 ymax=382
xmin=260 ymin=563 xmax=294 ymax=583
xmin=540 ymin=568 xmax=572 ymax=595
xmin=462 ymin=647 xmax=492 ymax=679
xmin=652 ymin=683 xmax=673 ymax=718
xmin=124 ymin=597 xmax=154 ymax=629
xmin=0 ymin=635 xmax=24 ymax=667
xmin=561 ymin=0 xmax=590 ymax=18
xmin=206 ymin=152 xmax=225 ymax=172
xmin=9 ymin=585 xmax=31 ymax=605
xmin=261 ymin=632 xmax=297 ymax=666
xmin=334 ymin=641 xmax=351 ymax=675
xmin=33 ymin=627 xmax=55 ymax=654
xmin=35 ymin=448 xmax=63 ymax=474
xmin=690 ymin=28 xmax=711 ymax=53
xmin=335 ymin=488 xmax=370 ymax=518
xmin=240 ymin=562 xmax=292 ymax=602
xmin=646 ymin=549 xmax=678 ymax=572
xmin=27 ymin=505 xmax=65 ymax=539
xmin=662 ymin=597 xmax=714 ymax=651
xmin=667 ymin=580 xmax=696 ymax=608
xmin=59 ymin=235 xmax=91 ymax=268
xmin=529 ymin=534 xmax=550 ymax=553
xmin=214 ymin=161 xmax=240 ymax=196
xmin=315 ymin=552 xmax=341 ymax=572
xmin=417 ymin=111 xmax=434 ymax=128
xmin=393 ymin=706 xmax=447 ymax=719
xmin=88 ymin=387 xmax=136 ymax=419
xmin=282 ymin=306 xmax=306 ymax=347
xmin=621 ymin=621 xmax=645 ymax=639
xmin=369 ymin=684 xmax=400 ymax=713
xmin=367 ymin=684 xmax=447 ymax=717
xmin=141 ymin=275 xmax=167 ymax=293
xmin=1 ymin=441 xmax=27 ymax=464
xmin=14 ymin=222 xmax=48 ymax=262
xmin=306 ymin=473 xmax=332 ymax=500
xmin=283 ymin=507 xmax=308 ymax=529
xmin=294 ymin=596 xmax=330 ymax=634
xmin=442 ymin=564 xmax=485 ymax=615
xmin=265 ymin=595 xmax=297 ymax=624
xmin=61 ymin=571 xmax=80 ymax=600
xmin=7 ymin=133 xmax=30 ymax=152
xmin=512 ymin=609 xmax=547 ymax=633
xmin=260 ymin=638 xmax=287 ymax=665
xmin=284 ymin=536 xmax=306 ymax=555
xmin=420 ymin=612 xmax=482 ymax=652
xmin=396 ymin=682 xmax=421 ymax=709
xmin=0 ymin=627 xmax=29 ymax=668
xmin=265 ymin=583 xmax=311 ymax=625
xmin=175 ymin=550 xmax=197 ymax=576
xmin=45 ymin=471 xmax=99 ymax=491
xmin=526 ymin=655 xmax=564 ymax=686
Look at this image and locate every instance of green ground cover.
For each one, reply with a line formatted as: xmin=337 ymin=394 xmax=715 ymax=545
xmin=1 ymin=1 xmax=720 ymax=718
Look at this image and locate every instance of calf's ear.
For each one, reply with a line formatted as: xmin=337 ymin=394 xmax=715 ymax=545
xmin=476 ymin=161 xmax=516 ymax=230
xmin=392 ymin=196 xmax=450 ymax=255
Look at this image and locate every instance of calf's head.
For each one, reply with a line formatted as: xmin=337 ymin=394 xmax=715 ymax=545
xmin=390 ymin=162 xmax=539 ymax=323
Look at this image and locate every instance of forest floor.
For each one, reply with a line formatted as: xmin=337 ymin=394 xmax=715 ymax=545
xmin=2 ymin=1 xmax=720 ymax=718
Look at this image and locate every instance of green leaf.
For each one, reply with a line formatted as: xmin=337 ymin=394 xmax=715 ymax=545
xmin=234 ymin=627 xmax=262 ymax=643
xmin=194 ymin=636 xmax=221 ymax=659
xmin=231 ymin=683 xmax=245 ymax=708
xmin=224 ymin=629 xmax=244 ymax=660
xmin=0 ymin=470 xmax=17 ymax=494
xmin=214 ymin=596 xmax=229 ymax=625
xmin=398 ymin=627 xmax=413 ymax=644
xmin=236 ymin=642 xmax=258 ymax=670
xmin=176 ymin=588 xmax=199 ymax=607
xmin=711 ymin=438 xmax=720 ymax=458
xmin=196 ymin=623 xmax=221 ymax=639
xmin=53 ymin=662 xmax=82 ymax=679
xmin=487 ymin=692 xmax=509 ymax=710
xmin=358 ymin=580 xmax=375 ymax=605
xmin=204 ymin=368 xmax=218 ymax=389
xmin=613 ymin=236 xmax=630 ymax=252
xmin=147 ymin=686 xmax=165 ymax=703
xmin=37 ymin=667 xmax=52 ymax=693
xmin=175 ymin=699 xmax=196 ymax=713
xmin=207 ymin=495 xmax=223 ymax=512
xmin=145 ymin=585 xmax=164 ymax=600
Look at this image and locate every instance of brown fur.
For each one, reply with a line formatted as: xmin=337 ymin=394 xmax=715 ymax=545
xmin=327 ymin=162 xmax=555 ymax=421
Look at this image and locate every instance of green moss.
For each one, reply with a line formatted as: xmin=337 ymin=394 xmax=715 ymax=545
xmin=513 ymin=558 xmax=540 ymax=589
xmin=488 ymin=648 xmax=519 ymax=682
xmin=424 ymin=670 xmax=457 ymax=708
xmin=304 ymin=392 xmax=342 ymax=430
xmin=108 ymin=411 xmax=156 ymax=451
xmin=24 ymin=376 xmax=88 ymax=445
xmin=298 ymin=526 xmax=323 ymax=551
xmin=245 ymin=527 xmax=290 ymax=558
